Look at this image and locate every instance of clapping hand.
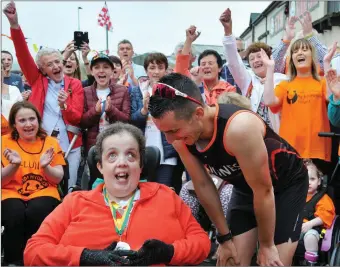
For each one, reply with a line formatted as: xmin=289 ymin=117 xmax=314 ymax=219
xmin=284 ymin=16 xmax=298 ymax=41
xmin=298 ymin=11 xmax=313 ymax=37
xmin=326 ymin=69 xmax=340 ymax=99
xmin=40 ymin=148 xmax=54 ymax=168
xmin=3 ymin=148 xmax=22 ymax=165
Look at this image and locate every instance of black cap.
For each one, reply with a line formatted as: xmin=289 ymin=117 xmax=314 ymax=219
xmin=90 ymin=53 xmax=114 ymax=69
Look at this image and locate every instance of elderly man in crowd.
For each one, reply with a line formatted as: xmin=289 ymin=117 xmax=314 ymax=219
xmin=117 ymin=39 xmax=146 ymax=86
xmin=3 ymin=0 xmax=84 ymax=190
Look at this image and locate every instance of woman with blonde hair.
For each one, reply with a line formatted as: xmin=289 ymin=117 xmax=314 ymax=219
xmin=263 ymin=38 xmax=331 ymax=171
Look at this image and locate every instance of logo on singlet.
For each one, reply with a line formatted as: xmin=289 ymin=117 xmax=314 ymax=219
xmin=18 ymin=173 xmax=49 ymax=196
xmin=287 ymin=90 xmax=298 ymax=104
xmin=207 ymin=163 xmax=241 ymax=178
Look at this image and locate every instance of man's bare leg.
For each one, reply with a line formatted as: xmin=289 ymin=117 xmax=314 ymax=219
xmin=232 ymin=228 xmax=258 ymax=265
xmin=276 ymin=239 xmax=298 ymax=266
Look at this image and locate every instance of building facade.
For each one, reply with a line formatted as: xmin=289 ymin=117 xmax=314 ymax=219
xmin=240 ymin=1 xmax=340 ymax=49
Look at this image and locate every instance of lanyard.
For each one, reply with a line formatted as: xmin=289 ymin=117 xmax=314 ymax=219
xmin=103 ymin=186 xmax=136 ymax=236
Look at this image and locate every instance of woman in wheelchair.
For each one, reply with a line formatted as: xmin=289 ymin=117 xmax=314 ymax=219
xmin=1 ymin=101 xmax=65 ymax=265
xmin=24 ymin=122 xmax=210 ymax=266
xmin=300 ymin=159 xmax=335 ymax=264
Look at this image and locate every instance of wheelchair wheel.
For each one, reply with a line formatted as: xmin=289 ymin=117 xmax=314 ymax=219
xmin=330 ymin=243 xmax=340 ymax=266
xmin=332 ymin=218 xmax=340 ymax=248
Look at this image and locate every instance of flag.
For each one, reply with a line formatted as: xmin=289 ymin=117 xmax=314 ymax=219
xmin=98 ymin=2 xmax=113 ymax=32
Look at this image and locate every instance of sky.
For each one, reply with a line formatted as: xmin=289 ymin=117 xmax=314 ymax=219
xmin=1 ymin=1 xmax=270 ymax=63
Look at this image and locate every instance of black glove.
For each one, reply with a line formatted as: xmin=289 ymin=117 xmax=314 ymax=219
xmin=127 ymin=239 xmax=174 ymax=266
xmin=80 ymin=241 xmax=132 ymax=266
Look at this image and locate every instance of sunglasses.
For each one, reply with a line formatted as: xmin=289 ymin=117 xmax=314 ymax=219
xmin=153 ymin=83 xmax=203 ymax=106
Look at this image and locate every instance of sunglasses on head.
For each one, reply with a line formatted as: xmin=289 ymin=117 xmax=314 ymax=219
xmin=153 ymin=83 xmax=203 ymax=106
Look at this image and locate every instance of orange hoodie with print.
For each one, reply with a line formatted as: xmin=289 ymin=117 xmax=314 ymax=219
xmin=24 ymin=182 xmax=210 ymax=266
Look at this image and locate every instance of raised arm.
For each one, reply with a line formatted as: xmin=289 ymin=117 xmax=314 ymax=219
xmin=326 ymin=69 xmax=340 ymax=127
xmin=3 ymin=0 xmax=40 ymax=86
xmin=272 ymin=16 xmax=298 ymax=74
xmin=226 ymin=112 xmax=282 ymax=266
xmin=174 ymin=26 xmax=200 ymax=76
xmin=298 ymin=12 xmax=328 ymax=73
xmin=220 ymin=8 xmax=251 ymax=95
xmin=262 ymin=49 xmax=281 ymax=108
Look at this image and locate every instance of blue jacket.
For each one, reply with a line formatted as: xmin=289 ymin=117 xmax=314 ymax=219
xmin=328 ymin=95 xmax=340 ymax=127
xmin=130 ymin=86 xmax=177 ymax=160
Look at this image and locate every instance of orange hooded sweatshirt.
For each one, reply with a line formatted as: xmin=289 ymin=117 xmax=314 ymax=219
xmin=24 ymin=182 xmax=210 ymax=266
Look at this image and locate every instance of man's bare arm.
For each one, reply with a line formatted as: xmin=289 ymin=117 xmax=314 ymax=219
xmin=173 ymin=141 xmax=230 ymax=235
xmin=226 ymin=112 xmax=275 ymax=247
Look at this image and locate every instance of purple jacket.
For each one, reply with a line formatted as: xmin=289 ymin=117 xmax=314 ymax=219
xmin=80 ymin=82 xmax=131 ymax=152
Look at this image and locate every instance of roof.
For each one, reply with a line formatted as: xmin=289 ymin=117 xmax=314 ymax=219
xmin=249 ymin=13 xmax=261 ymax=26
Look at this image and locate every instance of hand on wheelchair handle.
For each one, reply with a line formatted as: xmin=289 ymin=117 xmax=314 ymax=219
xmin=125 ymin=239 xmax=174 ymax=266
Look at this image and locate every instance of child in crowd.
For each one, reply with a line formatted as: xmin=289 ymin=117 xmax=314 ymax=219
xmin=301 ymin=159 xmax=335 ymax=263
xmin=80 ymin=53 xmax=130 ymax=154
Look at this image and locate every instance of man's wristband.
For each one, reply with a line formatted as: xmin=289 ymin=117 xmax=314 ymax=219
xmin=84 ymin=61 xmax=90 ymax=65
xmin=216 ymin=232 xmax=233 ymax=244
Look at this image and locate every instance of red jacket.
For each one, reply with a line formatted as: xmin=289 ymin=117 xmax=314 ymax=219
xmin=80 ymin=82 xmax=130 ymax=152
xmin=10 ymin=27 xmax=84 ymax=149
xmin=24 ymin=182 xmax=210 ymax=266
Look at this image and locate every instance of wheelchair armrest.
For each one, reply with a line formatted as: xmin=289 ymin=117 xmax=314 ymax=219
xmin=321 ymin=215 xmax=339 ymax=252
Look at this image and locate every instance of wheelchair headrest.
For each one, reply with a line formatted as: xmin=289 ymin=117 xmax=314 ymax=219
xmin=87 ymin=146 xmax=161 ymax=189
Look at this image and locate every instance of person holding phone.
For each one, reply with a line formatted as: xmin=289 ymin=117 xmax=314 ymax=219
xmin=3 ymin=0 xmax=84 ymax=190
xmin=62 ymin=40 xmax=95 ymax=88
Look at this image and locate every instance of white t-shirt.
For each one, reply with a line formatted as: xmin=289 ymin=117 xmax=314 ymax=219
xmin=144 ymin=85 xmax=177 ymax=166
xmin=96 ymin=88 xmax=111 ymax=133
xmin=2 ymin=85 xmax=23 ymax=120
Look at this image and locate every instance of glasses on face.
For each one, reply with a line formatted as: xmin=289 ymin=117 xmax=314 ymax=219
xmin=153 ymin=83 xmax=203 ymax=106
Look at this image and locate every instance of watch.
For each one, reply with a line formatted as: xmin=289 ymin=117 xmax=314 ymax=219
xmin=216 ymin=232 xmax=233 ymax=244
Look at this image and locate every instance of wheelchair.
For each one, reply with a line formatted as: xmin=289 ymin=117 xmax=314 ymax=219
xmin=293 ymin=132 xmax=340 ymax=266
xmin=85 ymin=145 xmax=161 ymax=190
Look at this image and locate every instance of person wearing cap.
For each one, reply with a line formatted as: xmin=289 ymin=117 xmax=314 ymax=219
xmin=80 ymin=53 xmax=131 ymax=154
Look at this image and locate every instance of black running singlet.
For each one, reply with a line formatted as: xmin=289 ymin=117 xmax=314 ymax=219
xmin=187 ymin=104 xmax=306 ymax=194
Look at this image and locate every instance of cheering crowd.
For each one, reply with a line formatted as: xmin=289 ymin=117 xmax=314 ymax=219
xmin=2 ymin=0 xmax=340 ymax=266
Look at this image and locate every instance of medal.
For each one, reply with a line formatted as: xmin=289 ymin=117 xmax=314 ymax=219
xmin=115 ymin=241 xmax=131 ymax=251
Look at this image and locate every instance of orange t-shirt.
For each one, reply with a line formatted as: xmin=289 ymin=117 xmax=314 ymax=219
xmin=1 ymin=114 xmax=10 ymax=136
xmin=1 ymin=135 xmax=66 ymax=201
xmin=272 ymin=76 xmax=331 ymax=161
xmin=303 ymin=193 xmax=336 ymax=229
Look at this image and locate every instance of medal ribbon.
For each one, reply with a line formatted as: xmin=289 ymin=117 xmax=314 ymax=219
xmin=103 ymin=186 xmax=135 ymax=236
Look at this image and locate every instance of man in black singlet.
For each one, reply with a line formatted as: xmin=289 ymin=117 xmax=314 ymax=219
xmin=148 ymin=73 xmax=308 ymax=266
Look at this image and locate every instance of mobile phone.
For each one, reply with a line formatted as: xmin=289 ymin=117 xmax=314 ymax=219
xmin=74 ymin=31 xmax=89 ymax=50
